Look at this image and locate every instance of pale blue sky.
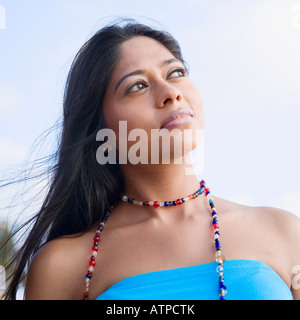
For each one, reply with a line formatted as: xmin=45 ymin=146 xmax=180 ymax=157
xmin=1 ymin=0 xmax=300 ymax=223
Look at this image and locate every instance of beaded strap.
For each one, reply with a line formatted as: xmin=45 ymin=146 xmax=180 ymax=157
xmin=201 ymin=181 xmax=227 ymax=300
xmin=83 ymin=208 xmax=112 ymax=300
xmin=83 ymin=180 xmax=227 ymax=300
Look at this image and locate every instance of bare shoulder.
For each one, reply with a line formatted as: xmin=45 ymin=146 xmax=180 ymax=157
xmin=246 ymin=204 xmax=300 ymax=299
xmin=214 ymin=196 xmax=300 ymax=298
xmin=255 ymin=205 xmax=300 ymax=266
xmin=215 ymin=195 xmax=300 ymax=238
xmin=25 ymin=232 xmax=92 ymax=300
xmin=241 ymin=202 xmax=300 ymax=247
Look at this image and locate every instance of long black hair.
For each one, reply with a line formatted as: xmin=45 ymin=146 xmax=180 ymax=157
xmin=1 ymin=19 xmax=185 ymax=299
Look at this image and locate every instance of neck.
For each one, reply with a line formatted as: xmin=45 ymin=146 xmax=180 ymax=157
xmin=120 ymin=161 xmax=202 ymax=204
xmin=117 ymin=161 xmax=207 ymax=222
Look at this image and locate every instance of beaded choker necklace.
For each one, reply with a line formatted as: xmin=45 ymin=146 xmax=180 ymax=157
xmin=83 ymin=180 xmax=227 ymax=300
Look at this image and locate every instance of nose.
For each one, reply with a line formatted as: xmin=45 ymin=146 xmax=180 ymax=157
xmin=156 ymin=82 xmax=183 ymax=108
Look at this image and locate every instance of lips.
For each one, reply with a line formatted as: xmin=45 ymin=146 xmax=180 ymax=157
xmin=160 ymin=108 xmax=193 ymax=129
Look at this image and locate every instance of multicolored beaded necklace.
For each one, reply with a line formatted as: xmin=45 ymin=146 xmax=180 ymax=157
xmin=83 ymin=180 xmax=227 ymax=300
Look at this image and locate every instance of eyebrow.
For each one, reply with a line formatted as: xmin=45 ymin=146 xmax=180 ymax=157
xmin=114 ymin=58 xmax=183 ymax=93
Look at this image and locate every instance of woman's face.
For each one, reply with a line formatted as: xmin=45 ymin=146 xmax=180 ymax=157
xmin=102 ymin=36 xmax=204 ymax=163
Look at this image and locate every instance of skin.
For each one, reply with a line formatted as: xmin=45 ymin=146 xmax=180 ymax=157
xmin=25 ymin=36 xmax=300 ymax=300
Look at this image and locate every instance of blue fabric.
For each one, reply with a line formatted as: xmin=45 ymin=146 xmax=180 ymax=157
xmin=96 ymin=259 xmax=293 ymax=300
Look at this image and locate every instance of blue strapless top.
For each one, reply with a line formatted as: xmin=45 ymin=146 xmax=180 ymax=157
xmin=96 ymin=259 xmax=293 ymax=300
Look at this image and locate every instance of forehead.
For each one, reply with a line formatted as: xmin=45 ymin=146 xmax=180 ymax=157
xmin=115 ymin=36 xmax=176 ymax=74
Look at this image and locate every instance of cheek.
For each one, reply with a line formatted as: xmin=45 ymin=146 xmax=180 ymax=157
xmin=103 ymin=101 xmax=129 ymax=134
xmin=103 ymin=103 xmax=152 ymax=156
xmin=185 ymin=84 xmax=204 ymax=127
xmin=103 ymin=108 xmax=117 ymax=132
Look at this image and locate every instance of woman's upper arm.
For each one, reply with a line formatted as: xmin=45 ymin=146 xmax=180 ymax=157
xmin=25 ymin=239 xmax=77 ymax=300
xmin=266 ymin=207 xmax=300 ymax=300
xmin=289 ymin=213 xmax=300 ymax=300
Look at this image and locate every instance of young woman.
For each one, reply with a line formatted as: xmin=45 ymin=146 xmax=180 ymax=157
xmin=4 ymin=20 xmax=300 ymax=300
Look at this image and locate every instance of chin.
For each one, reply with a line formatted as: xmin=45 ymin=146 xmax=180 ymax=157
xmin=148 ymin=127 xmax=203 ymax=165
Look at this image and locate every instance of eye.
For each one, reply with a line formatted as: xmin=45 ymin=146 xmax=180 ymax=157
xmin=125 ymin=80 xmax=148 ymax=95
xmin=167 ymin=68 xmax=186 ymax=80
